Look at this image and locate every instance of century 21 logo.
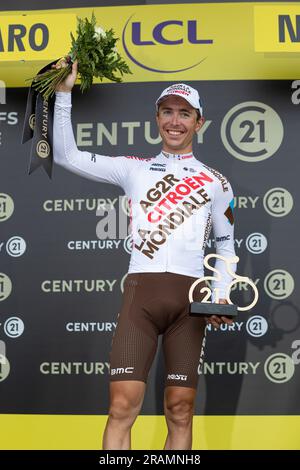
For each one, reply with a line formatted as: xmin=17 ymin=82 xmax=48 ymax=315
xmin=123 ymin=16 xmax=214 ymax=73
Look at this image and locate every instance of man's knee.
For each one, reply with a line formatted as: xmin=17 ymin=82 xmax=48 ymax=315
xmin=108 ymin=382 xmax=145 ymax=422
xmin=164 ymin=393 xmax=195 ymax=427
xmin=109 ymin=397 xmax=138 ymax=421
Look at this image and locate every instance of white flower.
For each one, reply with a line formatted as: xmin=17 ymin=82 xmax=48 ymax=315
xmin=108 ymin=46 xmax=118 ymax=60
xmin=94 ymin=26 xmax=106 ymax=38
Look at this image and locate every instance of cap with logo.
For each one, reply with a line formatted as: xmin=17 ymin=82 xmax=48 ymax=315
xmin=156 ymin=83 xmax=203 ymax=116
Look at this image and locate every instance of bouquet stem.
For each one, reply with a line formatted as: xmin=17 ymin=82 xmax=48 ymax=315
xmin=30 ymin=61 xmax=73 ymax=101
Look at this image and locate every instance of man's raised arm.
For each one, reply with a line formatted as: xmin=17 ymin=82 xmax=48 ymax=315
xmin=53 ymin=60 xmax=132 ymax=189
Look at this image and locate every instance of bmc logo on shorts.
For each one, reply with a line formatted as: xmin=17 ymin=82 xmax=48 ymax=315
xmin=167 ymin=374 xmax=187 ymax=381
xmin=111 ymin=367 xmax=134 ymax=375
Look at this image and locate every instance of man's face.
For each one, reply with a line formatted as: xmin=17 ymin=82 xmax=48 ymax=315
xmin=156 ymin=95 xmax=205 ymax=154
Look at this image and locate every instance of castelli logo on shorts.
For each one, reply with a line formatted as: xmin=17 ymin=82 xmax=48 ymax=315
xmin=111 ymin=367 xmax=134 ymax=375
xmin=167 ymin=374 xmax=188 ymax=381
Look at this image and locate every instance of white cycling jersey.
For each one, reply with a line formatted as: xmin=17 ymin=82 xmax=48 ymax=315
xmin=53 ymin=92 xmax=236 ymax=297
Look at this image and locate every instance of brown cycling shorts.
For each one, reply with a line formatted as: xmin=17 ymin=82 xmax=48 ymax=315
xmin=109 ymin=271 xmax=207 ymax=389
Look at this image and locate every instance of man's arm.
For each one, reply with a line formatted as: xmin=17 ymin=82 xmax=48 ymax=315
xmin=211 ymin=178 xmax=236 ymax=300
xmin=53 ymin=60 xmax=132 ymax=190
xmin=204 ymin=178 xmax=236 ymax=329
xmin=53 ymin=91 xmax=132 ymax=189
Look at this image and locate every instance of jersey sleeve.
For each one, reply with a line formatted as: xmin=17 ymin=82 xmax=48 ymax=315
xmin=53 ymin=92 xmax=132 ymax=190
xmin=210 ymin=178 xmax=236 ymax=300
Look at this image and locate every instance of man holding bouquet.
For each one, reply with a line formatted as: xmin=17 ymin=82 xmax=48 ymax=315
xmin=53 ymin=60 xmax=236 ymax=450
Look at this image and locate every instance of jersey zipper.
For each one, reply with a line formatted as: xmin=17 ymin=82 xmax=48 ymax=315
xmin=166 ymin=156 xmax=178 ymax=271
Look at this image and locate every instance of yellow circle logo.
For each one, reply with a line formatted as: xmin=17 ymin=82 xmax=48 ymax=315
xmin=36 ymin=140 xmax=50 ymax=159
xmin=29 ymin=113 xmax=35 ymax=130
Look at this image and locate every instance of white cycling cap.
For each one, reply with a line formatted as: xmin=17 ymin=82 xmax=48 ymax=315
xmin=156 ymin=83 xmax=203 ymax=116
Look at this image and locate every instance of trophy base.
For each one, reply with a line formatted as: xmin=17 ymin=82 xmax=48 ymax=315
xmin=189 ymin=302 xmax=238 ymax=317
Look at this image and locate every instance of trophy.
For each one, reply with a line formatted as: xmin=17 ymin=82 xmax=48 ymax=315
xmin=189 ymin=254 xmax=259 ymax=318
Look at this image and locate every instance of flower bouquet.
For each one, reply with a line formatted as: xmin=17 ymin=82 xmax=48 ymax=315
xmin=22 ymin=13 xmax=131 ymax=178
xmin=29 ymin=13 xmax=131 ymax=100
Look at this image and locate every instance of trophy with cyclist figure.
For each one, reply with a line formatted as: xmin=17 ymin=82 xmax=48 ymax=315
xmin=189 ymin=254 xmax=259 ymax=318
